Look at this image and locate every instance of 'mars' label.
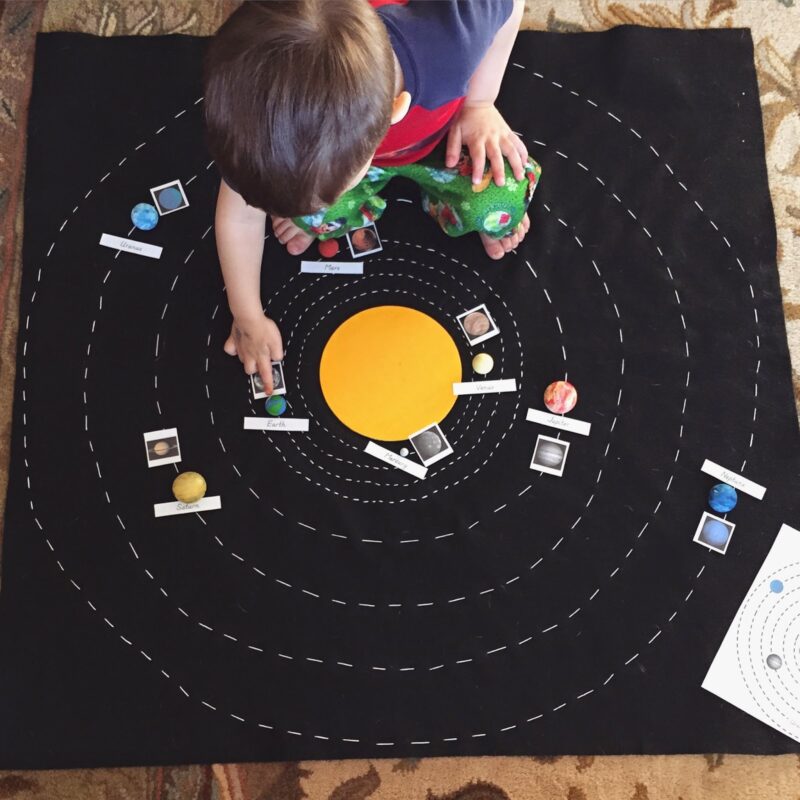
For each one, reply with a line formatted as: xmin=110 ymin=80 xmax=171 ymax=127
xmin=300 ymin=261 xmax=363 ymax=275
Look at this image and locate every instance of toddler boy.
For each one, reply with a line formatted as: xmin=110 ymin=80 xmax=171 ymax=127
xmin=204 ymin=0 xmax=541 ymax=392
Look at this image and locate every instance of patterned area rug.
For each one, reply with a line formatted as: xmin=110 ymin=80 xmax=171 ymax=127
xmin=0 ymin=0 xmax=798 ymax=797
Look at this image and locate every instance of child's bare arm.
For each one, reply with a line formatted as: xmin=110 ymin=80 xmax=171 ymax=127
xmin=445 ymin=0 xmax=528 ymax=186
xmin=215 ymin=181 xmax=284 ymax=393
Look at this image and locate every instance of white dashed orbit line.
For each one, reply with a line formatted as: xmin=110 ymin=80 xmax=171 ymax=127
xmin=22 ymin=75 xmax=763 ymax=743
xmin=284 ymin=260 xmax=502 ymax=470
xmin=513 ymin=60 xmax=761 ymax=470
xmin=735 ymin=567 xmax=800 ymax=736
xmin=768 ymin=587 xmax=800 ymax=707
xmin=121 ymin=204 xmax=707 ymax=678
xmin=196 ymin=226 xmax=619 ymax=536
xmin=259 ymin=265 xmax=487 ymax=469
xmin=80 ymin=148 xmax=696 ymax=680
xmin=275 ymin=267 xmax=507 ymax=484
xmin=92 ymin=161 xmax=698 ymax=630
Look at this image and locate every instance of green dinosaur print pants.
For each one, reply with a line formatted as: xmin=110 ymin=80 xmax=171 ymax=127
xmin=294 ymin=148 xmax=542 ymax=242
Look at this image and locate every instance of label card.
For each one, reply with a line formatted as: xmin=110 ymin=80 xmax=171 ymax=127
xmin=300 ymin=261 xmax=363 ymax=275
xmin=100 ymin=233 xmax=163 ymax=259
xmin=365 ymin=441 xmax=427 ymax=479
xmin=526 ymin=408 xmax=591 ymax=436
xmin=701 ymin=459 xmax=766 ymax=500
xmin=453 ymin=379 xmax=517 ymax=396
xmin=244 ymin=417 xmax=310 ymax=432
xmin=154 ymin=496 xmax=222 ymax=517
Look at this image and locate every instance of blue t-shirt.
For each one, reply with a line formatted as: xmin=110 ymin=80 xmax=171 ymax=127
xmin=372 ymin=0 xmax=514 ymax=165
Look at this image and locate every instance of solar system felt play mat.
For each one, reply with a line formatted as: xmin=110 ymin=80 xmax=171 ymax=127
xmin=2 ymin=27 xmax=800 ymax=769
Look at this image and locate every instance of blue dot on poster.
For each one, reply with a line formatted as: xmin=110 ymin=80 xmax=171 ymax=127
xmin=770 ymin=580 xmax=784 ymax=593
xmin=158 ymin=186 xmax=183 ymax=210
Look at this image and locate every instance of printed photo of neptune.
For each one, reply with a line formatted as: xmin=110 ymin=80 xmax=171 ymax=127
xmin=697 ymin=514 xmax=734 ymax=553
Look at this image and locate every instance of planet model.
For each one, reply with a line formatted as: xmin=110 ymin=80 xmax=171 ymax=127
xmin=131 ymin=202 xmax=159 ymax=230
xmin=265 ymin=395 xmax=287 ymax=416
xmin=766 ymin=654 xmax=783 ymax=670
xmin=400 ymin=447 xmax=410 ymax=457
xmin=534 ymin=440 xmax=565 ymax=469
xmin=172 ymin=471 xmax=207 ymax=504
xmin=700 ymin=518 xmax=730 ymax=548
xmin=152 ymin=440 xmax=170 ymax=457
xmin=543 ymin=381 xmax=578 ymax=414
xmin=318 ymin=238 xmax=339 ymax=258
xmin=708 ymin=483 xmax=738 ymax=513
xmin=463 ymin=311 xmax=491 ymax=338
xmin=158 ymin=186 xmax=184 ymax=210
xmin=770 ymin=580 xmax=784 ymax=594
xmin=472 ymin=353 xmax=494 ymax=375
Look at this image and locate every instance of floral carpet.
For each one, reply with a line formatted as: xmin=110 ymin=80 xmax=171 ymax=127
xmin=0 ymin=0 xmax=798 ymax=797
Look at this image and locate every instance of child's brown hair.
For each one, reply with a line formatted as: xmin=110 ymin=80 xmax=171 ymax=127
xmin=204 ymin=0 xmax=395 ymax=217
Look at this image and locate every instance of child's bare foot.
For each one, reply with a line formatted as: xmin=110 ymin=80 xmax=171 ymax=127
xmin=480 ymin=213 xmax=530 ymax=260
xmin=272 ymin=216 xmax=315 ymax=255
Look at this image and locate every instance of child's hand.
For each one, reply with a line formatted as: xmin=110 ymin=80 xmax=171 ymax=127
xmin=445 ymin=102 xmax=528 ymax=188
xmin=223 ymin=314 xmax=284 ymax=394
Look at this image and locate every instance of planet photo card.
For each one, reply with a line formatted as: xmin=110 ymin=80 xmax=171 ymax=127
xmin=457 ymin=304 xmax=499 ymax=346
xmin=530 ymin=434 xmax=570 ymax=477
xmin=154 ymin=496 xmax=222 ymax=517
xmin=251 ymin=361 xmax=286 ymax=399
xmin=408 ymin=422 xmax=453 ymax=467
xmin=143 ymin=427 xmax=181 ymax=468
xmin=693 ymin=511 xmax=736 ymax=555
xmin=149 ymin=179 xmax=189 ymax=216
xmin=346 ymin=223 xmax=383 ymax=258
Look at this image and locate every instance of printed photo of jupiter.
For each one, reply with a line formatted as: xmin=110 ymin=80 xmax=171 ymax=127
xmin=530 ymin=435 xmax=569 ymax=476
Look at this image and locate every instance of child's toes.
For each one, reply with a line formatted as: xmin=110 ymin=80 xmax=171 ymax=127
xmin=479 ymin=232 xmax=506 ymax=260
xmin=286 ymin=230 xmax=314 ymax=255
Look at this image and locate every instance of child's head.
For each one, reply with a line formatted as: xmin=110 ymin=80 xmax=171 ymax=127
xmin=204 ymin=0 xmax=397 ymax=217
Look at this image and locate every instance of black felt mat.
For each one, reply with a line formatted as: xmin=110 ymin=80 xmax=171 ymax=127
xmin=1 ymin=28 xmax=799 ymax=769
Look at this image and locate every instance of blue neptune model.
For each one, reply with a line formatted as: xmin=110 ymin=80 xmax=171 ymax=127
xmin=708 ymin=483 xmax=738 ymax=513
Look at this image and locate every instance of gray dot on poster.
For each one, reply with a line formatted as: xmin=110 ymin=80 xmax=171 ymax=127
xmin=766 ymin=653 xmax=782 ymax=670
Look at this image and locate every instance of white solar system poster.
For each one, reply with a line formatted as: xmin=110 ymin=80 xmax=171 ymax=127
xmin=704 ymin=524 xmax=800 ymax=743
